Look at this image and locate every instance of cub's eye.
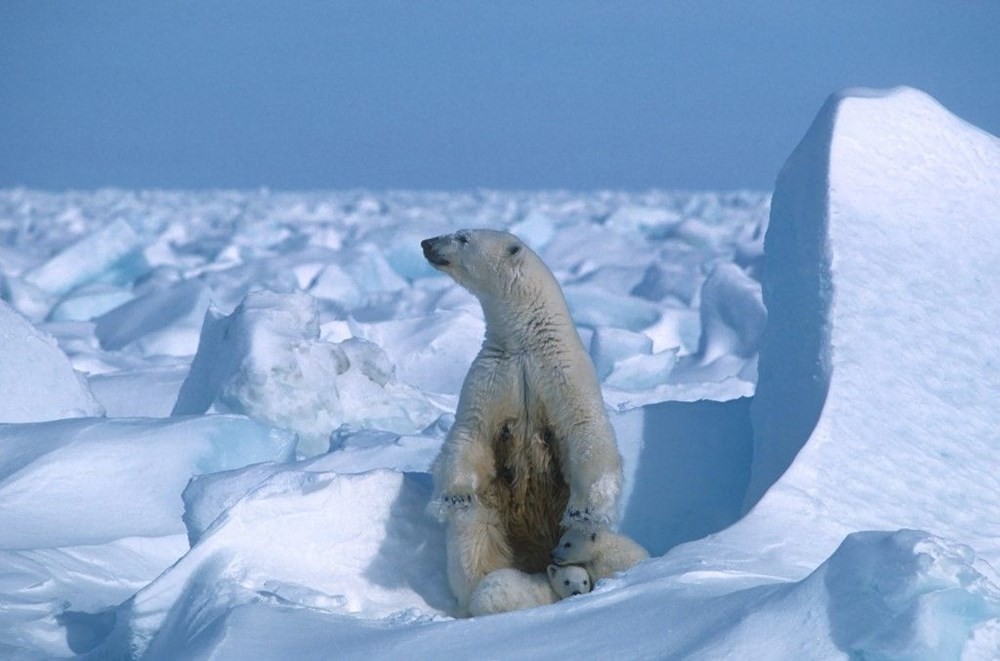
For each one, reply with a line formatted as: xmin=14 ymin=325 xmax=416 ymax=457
xmin=564 ymin=542 xmax=572 ymax=548
xmin=583 ymin=580 xmax=589 ymax=585
xmin=564 ymin=580 xmax=571 ymax=586
xmin=508 ymin=245 xmax=521 ymax=255
xmin=457 ymin=235 xmax=469 ymax=245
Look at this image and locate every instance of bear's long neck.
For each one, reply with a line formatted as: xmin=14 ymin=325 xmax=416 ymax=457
xmin=480 ymin=280 xmax=580 ymax=357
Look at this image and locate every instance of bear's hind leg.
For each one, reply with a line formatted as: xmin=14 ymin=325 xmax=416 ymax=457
xmin=446 ymin=502 xmax=514 ymax=613
xmin=467 ymin=569 xmax=557 ymax=616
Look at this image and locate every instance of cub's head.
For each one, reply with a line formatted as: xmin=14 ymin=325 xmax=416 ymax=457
xmin=547 ymin=563 xmax=592 ymax=599
xmin=551 ymin=528 xmax=599 ymax=566
xmin=421 ymin=229 xmax=533 ymax=300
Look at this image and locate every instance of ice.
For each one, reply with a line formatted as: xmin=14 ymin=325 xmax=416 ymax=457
xmin=604 ymin=204 xmax=683 ymax=239
xmin=817 ymin=531 xmax=1000 ymax=659
xmin=340 ymin=243 xmax=409 ymax=303
xmin=589 ymin=327 xmax=653 ymax=380
xmin=630 ymin=247 xmax=704 ymax=304
xmin=0 ymin=300 xmax=104 ymax=422
xmin=363 ymin=226 xmax=446 ymax=282
xmin=616 ymin=397 xmax=754 ymax=554
xmin=684 ymin=530 xmax=1000 ymax=659
xmin=183 ymin=428 xmax=444 ymax=545
xmin=88 ymin=365 xmax=191 ymax=417
xmin=308 ymin=262 xmax=364 ymax=308
xmin=508 ymin=210 xmax=556 ymax=250
xmin=97 ymin=469 xmax=450 ymax=659
xmin=22 ymin=218 xmax=146 ymax=298
xmin=3 ymin=98 xmax=998 ymax=657
xmin=695 ymin=261 xmax=766 ymax=363
xmin=604 ymin=347 xmax=680 ymax=391
xmin=47 ymin=283 xmax=135 ymax=322
xmin=94 ymin=279 xmax=211 ymax=355
xmin=0 ymin=415 xmax=295 ymax=549
xmin=0 ymin=535 xmax=190 ymax=659
xmin=172 ymin=289 xmax=445 ymax=456
xmin=349 ymin=311 xmax=484 ymax=396
xmin=563 ymin=285 xmax=661 ymax=331
xmin=742 ymin=87 xmax=1000 ymax=567
xmin=181 ymin=462 xmax=289 ymax=545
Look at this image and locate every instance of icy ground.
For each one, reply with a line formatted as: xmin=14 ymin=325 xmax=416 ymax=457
xmin=1 ymin=87 xmax=999 ymax=659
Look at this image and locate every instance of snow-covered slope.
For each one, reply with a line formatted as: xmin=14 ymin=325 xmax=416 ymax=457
xmin=1 ymin=86 xmax=998 ymax=660
xmin=742 ymin=86 xmax=1000 ymax=568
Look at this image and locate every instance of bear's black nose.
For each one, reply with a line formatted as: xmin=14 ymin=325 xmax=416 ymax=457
xmin=422 ymin=237 xmax=450 ymax=267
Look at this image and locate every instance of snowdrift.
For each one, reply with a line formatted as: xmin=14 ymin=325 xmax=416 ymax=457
xmin=739 ymin=86 xmax=1000 ymax=568
xmin=1 ymin=86 xmax=999 ymax=659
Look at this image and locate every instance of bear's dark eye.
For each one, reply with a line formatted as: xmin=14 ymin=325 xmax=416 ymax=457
xmin=564 ymin=580 xmax=570 ymax=586
xmin=583 ymin=580 xmax=589 ymax=585
xmin=564 ymin=542 xmax=572 ymax=548
xmin=591 ymin=533 xmax=597 ymax=542
xmin=508 ymin=244 xmax=520 ymax=255
xmin=458 ymin=235 xmax=469 ymax=245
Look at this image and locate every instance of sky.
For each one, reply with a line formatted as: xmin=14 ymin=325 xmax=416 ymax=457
xmin=1 ymin=1 xmax=998 ymax=191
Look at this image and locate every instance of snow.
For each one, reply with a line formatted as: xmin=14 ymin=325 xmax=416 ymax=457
xmin=1 ymin=87 xmax=999 ymax=659
xmin=171 ymin=289 xmax=445 ymax=456
xmin=0 ymin=416 xmax=295 ymax=549
xmin=743 ymin=87 xmax=1000 ymax=567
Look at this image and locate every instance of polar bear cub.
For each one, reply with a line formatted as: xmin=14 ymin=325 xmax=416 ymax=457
xmin=467 ymin=564 xmax=592 ymax=616
xmin=552 ymin=528 xmax=649 ymax=582
xmin=548 ymin=563 xmax=592 ymax=598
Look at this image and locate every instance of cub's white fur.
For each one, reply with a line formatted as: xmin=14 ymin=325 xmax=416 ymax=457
xmin=548 ymin=563 xmax=592 ymax=599
xmin=552 ymin=528 xmax=649 ymax=582
xmin=468 ymin=564 xmax=593 ymax=616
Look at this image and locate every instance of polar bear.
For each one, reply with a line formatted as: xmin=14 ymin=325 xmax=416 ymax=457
xmin=467 ymin=564 xmax=592 ymax=617
xmin=548 ymin=563 xmax=592 ymax=599
xmin=552 ymin=528 xmax=649 ymax=582
xmin=421 ymin=229 xmax=624 ymax=615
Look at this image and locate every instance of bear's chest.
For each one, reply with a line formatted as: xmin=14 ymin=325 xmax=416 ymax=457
xmin=488 ymin=418 xmax=570 ymax=573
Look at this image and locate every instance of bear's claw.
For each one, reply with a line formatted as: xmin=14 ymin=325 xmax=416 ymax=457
xmin=442 ymin=493 xmax=474 ymax=510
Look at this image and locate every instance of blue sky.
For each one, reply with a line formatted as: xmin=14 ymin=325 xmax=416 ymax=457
xmin=2 ymin=1 xmax=997 ymax=191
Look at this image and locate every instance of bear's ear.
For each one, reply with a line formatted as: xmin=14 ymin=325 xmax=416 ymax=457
xmin=508 ymin=244 xmax=521 ymax=256
xmin=547 ymin=564 xmax=558 ymax=580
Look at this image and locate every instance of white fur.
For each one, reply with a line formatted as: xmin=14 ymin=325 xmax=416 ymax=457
xmin=423 ymin=229 xmax=624 ymax=614
xmin=468 ymin=569 xmax=558 ymax=616
xmin=552 ymin=528 xmax=649 ymax=582
xmin=547 ymin=563 xmax=592 ymax=599
xmin=468 ymin=565 xmax=592 ymax=617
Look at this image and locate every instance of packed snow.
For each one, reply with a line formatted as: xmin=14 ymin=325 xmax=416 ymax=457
xmin=0 ymin=86 xmax=998 ymax=659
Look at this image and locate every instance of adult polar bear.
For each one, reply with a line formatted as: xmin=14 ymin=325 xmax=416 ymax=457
xmin=421 ymin=229 xmax=624 ymax=615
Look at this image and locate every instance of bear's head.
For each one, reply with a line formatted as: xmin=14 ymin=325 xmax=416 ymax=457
xmin=547 ymin=563 xmax=592 ymax=598
xmin=551 ymin=527 xmax=599 ymax=566
xmin=421 ymin=229 xmax=542 ymax=303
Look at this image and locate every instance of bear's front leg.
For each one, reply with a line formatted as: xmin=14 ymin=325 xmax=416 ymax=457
xmin=555 ymin=417 xmax=624 ymax=564
xmin=559 ymin=442 xmax=622 ymax=531
xmin=430 ymin=425 xmax=495 ymax=519
xmin=561 ymin=470 xmax=621 ymax=532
